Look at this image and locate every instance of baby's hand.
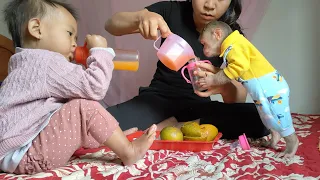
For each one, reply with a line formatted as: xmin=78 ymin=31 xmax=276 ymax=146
xmin=193 ymin=71 xmax=223 ymax=97
xmin=193 ymin=62 xmax=219 ymax=88
xmin=196 ymin=62 xmax=220 ymax=74
xmin=195 ymin=72 xmax=216 ymax=89
xmin=85 ymin=34 xmax=108 ymax=49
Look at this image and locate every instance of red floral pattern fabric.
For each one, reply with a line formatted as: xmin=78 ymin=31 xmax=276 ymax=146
xmin=1 ymin=114 xmax=319 ymax=180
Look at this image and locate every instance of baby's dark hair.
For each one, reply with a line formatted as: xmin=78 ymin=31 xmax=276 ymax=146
xmin=3 ymin=0 xmax=78 ymax=47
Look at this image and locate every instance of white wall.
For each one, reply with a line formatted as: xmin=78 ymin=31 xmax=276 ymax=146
xmin=251 ymin=0 xmax=320 ymax=114
xmin=0 ymin=0 xmax=10 ymax=39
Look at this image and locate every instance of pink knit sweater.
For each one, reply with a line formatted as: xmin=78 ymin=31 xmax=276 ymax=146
xmin=0 ymin=48 xmax=115 ymax=160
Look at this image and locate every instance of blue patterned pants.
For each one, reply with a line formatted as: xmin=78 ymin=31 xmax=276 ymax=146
xmin=240 ymin=71 xmax=295 ymax=137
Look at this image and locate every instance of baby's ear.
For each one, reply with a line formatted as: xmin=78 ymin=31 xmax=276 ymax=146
xmin=212 ymin=28 xmax=223 ymax=41
xmin=27 ymin=18 xmax=42 ymax=40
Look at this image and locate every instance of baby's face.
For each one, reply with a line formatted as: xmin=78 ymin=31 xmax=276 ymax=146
xmin=39 ymin=6 xmax=78 ymax=61
xmin=200 ymin=30 xmax=221 ymax=57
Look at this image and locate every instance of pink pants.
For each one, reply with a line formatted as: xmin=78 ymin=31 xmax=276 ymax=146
xmin=14 ymin=99 xmax=119 ymax=174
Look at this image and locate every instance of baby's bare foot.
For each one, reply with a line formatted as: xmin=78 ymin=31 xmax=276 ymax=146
xmin=269 ymin=129 xmax=281 ymax=149
xmin=122 ymin=124 xmax=157 ymax=166
xmin=275 ymin=133 xmax=299 ymax=159
xmin=123 ymin=127 xmax=138 ymax=135
xmin=262 ymin=129 xmax=281 ymax=150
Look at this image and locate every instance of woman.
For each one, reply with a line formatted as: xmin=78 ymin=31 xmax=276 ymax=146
xmin=105 ymin=0 xmax=269 ymax=139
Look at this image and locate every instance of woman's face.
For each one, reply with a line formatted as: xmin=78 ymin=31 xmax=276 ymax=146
xmin=192 ymin=0 xmax=231 ymax=29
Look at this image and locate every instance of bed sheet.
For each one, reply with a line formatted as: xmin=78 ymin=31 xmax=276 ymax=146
xmin=1 ymin=114 xmax=319 ymax=180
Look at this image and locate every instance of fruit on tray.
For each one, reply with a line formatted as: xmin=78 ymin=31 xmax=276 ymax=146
xmin=199 ymin=124 xmax=219 ymax=141
xmin=160 ymin=122 xmax=219 ymax=142
xmin=181 ymin=121 xmax=201 ymax=137
xmin=160 ymin=126 xmax=183 ymax=141
xmin=182 ymin=123 xmax=218 ymax=142
xmin=183 ymin=136 xmax=207 ymax=141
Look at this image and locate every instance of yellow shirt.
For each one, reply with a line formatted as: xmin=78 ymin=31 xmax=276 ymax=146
xmin=220 ymin=30 xmax=275 ymax=80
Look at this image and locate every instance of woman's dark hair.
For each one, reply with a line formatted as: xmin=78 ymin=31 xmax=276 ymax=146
xmin=187 ymin=0 xmax=244 ymax=35
xmin=3 ymin=0 xmax=78 ymax=47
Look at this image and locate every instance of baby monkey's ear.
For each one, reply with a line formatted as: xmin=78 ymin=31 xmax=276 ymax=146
xmin=27 ymin=18 xmax=42 ymax=40
xmin=212 ymin=28 xmax=223 ymax=41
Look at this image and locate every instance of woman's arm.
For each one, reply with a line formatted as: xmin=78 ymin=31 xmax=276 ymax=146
xmin=105 ymin=9 xmax=146 ymax=36
xmin=105 ymin=9 xmax=171 ymax=40
xmin=220 ymin=80 xmax=247 ymax=103
xmin=195 ymin=80 xmax=247 ymax=103
xmin=194 ymin=62 xmax=247 ymax=103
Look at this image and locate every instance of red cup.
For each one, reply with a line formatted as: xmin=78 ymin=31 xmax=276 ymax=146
xmin=74 ymin=45 xmax=89 ymax=67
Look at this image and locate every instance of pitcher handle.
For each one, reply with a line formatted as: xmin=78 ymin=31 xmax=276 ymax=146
xmin=181 ymin=66 xmax=191 ymax=84
xmin=153 ymin=36 xmax=161 ymax=51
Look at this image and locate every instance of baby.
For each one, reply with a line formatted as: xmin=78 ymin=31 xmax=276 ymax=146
xmin=196 ymin=21 xmax=299 ymax=158
xmin=0 ymin=0 xmax=156 ymax=175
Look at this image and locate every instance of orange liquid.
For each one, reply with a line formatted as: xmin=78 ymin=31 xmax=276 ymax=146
xmin=113 ymin=61 xmax=139 ymax=71
xmin=159 ymin=54 xmax=194 ymax=71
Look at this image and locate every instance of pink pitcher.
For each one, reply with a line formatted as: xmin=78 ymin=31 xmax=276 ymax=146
xmin=154 ymin=34 xmax=196 ymax=71
xmin=181 ymin=58 xmax=212 ymax=91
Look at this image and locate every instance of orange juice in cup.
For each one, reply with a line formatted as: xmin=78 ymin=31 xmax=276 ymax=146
xmin=74 ymin=44 xmax=139 ymax=71
xmin=113 ymin=61 xmax=139 ymax=71
xmin=113 ymin=49 xmax=139 ymax=71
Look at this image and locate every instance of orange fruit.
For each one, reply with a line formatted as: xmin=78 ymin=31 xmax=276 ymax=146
xmin=160 ymin=127 xmax=183 ymax=141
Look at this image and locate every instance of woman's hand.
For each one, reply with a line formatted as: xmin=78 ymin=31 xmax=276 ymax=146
xmin=195 ymin=80 xmax=247 ymax=103
xmin=138 ymin=10 xmax=172 ymax=40
xmin=193 ymin=62 xmax=247 ymax=103
xmin=193 ymin=62 xmax=223 ymax=97
xmin=195 ymin=62 xmax=220 ymax=74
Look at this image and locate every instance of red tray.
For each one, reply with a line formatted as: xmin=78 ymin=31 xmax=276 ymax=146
xmin=127 ymin=131 xmax=223 ymax=152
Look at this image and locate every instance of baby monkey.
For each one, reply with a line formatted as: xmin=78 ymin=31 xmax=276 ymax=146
xmin=197 ymin=21 xmax=299 ymax=158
